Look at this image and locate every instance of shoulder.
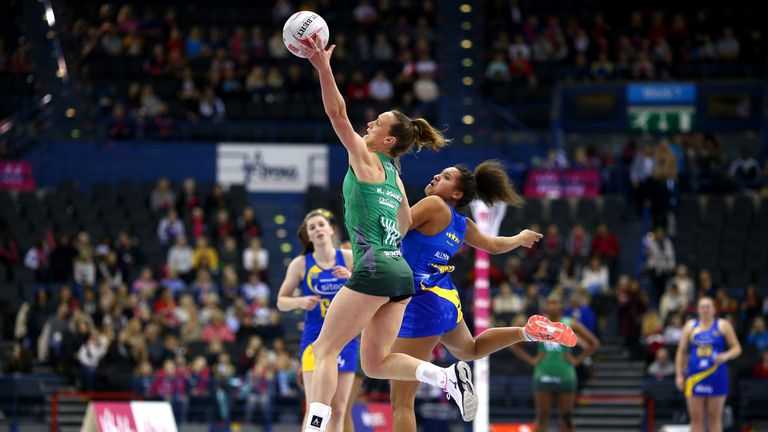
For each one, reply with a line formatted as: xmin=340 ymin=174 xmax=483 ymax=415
xmin=340 ymin=248 xmax=353 ymax=264
xmin=717 ymin=318 xmax=734 ymax=333
xmin=683 ymin=319 xmax=697 ymax=332
xmin=419 ymin=195 xmax=450 ymax=212
xmin=288 ymin=255 xmax=307 ymax=273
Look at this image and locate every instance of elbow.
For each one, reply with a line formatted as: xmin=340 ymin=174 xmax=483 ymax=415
xmin=276 ymin=299 xmax=289 ymax=312
xmin=326 ymin=109 xmax=347 ymax=122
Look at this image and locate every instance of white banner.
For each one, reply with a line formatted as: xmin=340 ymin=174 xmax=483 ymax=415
xmin=217 ymin=143 xmax=328 ymax=192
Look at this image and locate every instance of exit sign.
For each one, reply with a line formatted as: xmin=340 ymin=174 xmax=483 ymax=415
xmin=628 ymin=107 xmax=695 ymax=133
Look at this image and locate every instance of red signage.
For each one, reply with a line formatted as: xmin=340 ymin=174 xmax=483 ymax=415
xmin=93 ymin=402 xmax=138 ymax=432
xmin=0 ymin=161 xmax=35 ymax=191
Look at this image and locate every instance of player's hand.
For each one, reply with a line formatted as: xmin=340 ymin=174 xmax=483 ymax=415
xmin=299 ymin=295 xmax=321 ymax=310
xmin=517 ymin=229 xmax=543 ymax=248
xmin=332 ymin=265 xmax=351 ymax=279
xmin=303 ymin=36 xmax=335 ymax=71
xmin=713 ymin=353 xmax=729 ymax=365
xmin=675 ymin=375 xmax=684 ymax=391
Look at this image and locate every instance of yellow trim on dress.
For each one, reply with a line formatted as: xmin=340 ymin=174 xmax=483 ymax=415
xmin=421 ymin=282 xmax=463 ymax=323
xmin=684 ymin=364 xmax=718 ymax=397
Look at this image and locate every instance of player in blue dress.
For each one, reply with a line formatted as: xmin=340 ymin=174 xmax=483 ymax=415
xmin=277 ymin=209 xmax=357 ymax=432
xmin=391 ymin=160 xmax=578 ymax=431
xmin=675 ymin=296 xmax=741 ymax=432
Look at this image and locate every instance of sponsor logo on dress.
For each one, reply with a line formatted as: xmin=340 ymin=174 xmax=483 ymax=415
xmin=383 ymin=250 xmax=402 ymax=257
xmin=540 ymin=375 xmax=562 ymax=384
xmin=434 ymin=251 xmax=450 ymax=260
xmin=378 ymin=197 xmax=397 ymax=209
xmin=445 ymin=232 xmax=460 ymax=244
xmin=694 ymin=384 xmax=714 ymax=394
xmin=375 ymin=187 xmax=402 ymax=202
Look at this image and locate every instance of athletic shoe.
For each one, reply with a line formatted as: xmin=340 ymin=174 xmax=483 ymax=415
xmin=524 ymin=315 xmax=578 ymax=347
xmin=444 ymin=361 xmax=478 ymax=422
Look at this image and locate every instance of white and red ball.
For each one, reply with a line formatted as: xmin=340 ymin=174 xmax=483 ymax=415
xmin=283 ymin=11 xmax=330 ymax=58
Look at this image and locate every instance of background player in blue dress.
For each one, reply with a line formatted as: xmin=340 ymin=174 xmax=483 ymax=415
xmin=391 ymin=160 xmax=578 ymax=431
xmin=277 ymin=209 xmax=356 ymax=432
xmin=675 ymin=297 xmax=741 ymax=432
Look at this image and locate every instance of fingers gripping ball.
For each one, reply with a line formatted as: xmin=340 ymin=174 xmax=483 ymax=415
xmin=283 ymin=11 xmax=330 ymax=58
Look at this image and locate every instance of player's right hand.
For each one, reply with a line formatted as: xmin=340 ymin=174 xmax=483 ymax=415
xmin=303 ymin=36 xmax=335 ymax=71
xmin=300 ymin=295 xmax=322 ymax=310
xmin=517 ymin=229 xmax=543 ymax=247
xmin=675 ymin=375 xmax=684 ymax=391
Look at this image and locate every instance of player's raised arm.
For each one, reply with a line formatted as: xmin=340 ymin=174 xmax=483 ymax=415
xmin=303 ymin=38 xmax=369 ymax=165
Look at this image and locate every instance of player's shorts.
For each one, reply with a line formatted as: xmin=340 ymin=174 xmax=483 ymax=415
xmin=346 ymin=250 xmax=414 ymax=299
xmin=685 ymin=364 xmax=729 ymax=397
xmin=300 ymin=336 xmax=359 ymax=373
xmin=533 ymin=368 xmax=577 ymax=393
xmin=398 ymin=286 xmax=463 ymax=338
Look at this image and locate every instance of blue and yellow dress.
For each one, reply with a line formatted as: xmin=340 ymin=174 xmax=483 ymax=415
xmin=299 ymin=249 xmax=359 ymax=372
xmin=685 ymin=319 xmax=729 ymax=397
xmin=399 ymin=205 xmax=467 ymax=338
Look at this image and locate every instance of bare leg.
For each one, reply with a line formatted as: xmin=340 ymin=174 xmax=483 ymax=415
xmin=302 ymin=371 xmax=313 ymax=428
xmin=310 ymin=288 xmax=388 ymax=406
xmin=359 ymin=300 xmax=425 ymax=380
xmin=686 ymin=396 xmax=706 ymax=432
xmin=327 ymin=372 xmax=355 ymax=432
xmin=534 ymin=390 xmax=553 ymax=432
xmin=705 ymin=396 xmax=726 ymax=432
xmin=439 ymin=320 xmax=526 ymax=361
xmin=390 ymin=335 xmax=441 ymax=432
xmin=343 ymin=374 xmax=364 ymax=432
xmin=556 ymin=392 xmax=576 ymax=432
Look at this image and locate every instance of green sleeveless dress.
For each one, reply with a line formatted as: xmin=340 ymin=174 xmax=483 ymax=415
xmin=533 ymin=317 xmax=577 ymax=392
xmin=342 ymin=153 xmax=414 ymax=298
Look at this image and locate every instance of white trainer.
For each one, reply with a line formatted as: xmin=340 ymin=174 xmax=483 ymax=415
xmin=443 ymin=361 xmax=478 ymax=422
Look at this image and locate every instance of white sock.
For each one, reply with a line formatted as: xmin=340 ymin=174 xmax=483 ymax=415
xmin=415 ymin=361 xmax=447 ymax=390
xmin=305 ymin=402 xmax=332 ymax=432
xmin=522 ymin=327 xmax=536 ymax=342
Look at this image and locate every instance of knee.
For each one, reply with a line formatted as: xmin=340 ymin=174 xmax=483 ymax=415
xmin=330 ymin=400 xmax=347 ymax=419
xmin=559 ymin=411 xmax=573 ymax=428
xmin=390 ymin=388 xmax=416 ymax=412
xmin=536 ymin=407 xmax=551 ymax=423
xmin=311 ymin=341 xmax=338 ymax=363
xmin=360 ymin=350 xmax=385 ymax=378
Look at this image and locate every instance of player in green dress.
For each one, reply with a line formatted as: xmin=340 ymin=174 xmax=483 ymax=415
xmin=512 ymin=294 xmax=600 ymax=432
xmin=300 ymin=37 xmax=478 ymax=431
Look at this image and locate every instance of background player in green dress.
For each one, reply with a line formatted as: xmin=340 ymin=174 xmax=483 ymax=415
xmin=512 ymin=294 xmax=600 ymax=432
xmin=300 ymin=37 xmax=478 ymax=431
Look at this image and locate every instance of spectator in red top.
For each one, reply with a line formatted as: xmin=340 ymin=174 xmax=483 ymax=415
xmin=213 ymin=209 xmax=234 ymax=242
xmin=144 ymin=44 xmax=168 ymax=77
xmin=0 ymin=235 xmax=20 ymax=266
xmin=202 ymin=310 xmax=235 ymax=343
xmin=150 ymin=359 xmax=189 ymax=423
xmin=177 ymin=178 xmax=201 ymax=213
xmin=187 ymin=356 xmax=211 ymax=395
xmin=566 ymin=223 xmax=592 ymax=259
xmin=190 ymin=206 xmax=207 ymax=238
xmin=346 ymin=71 xmax=370 ymax=101
xmin=166 ymin=27 xmax=185 ymax=67
xmin=755 ymin=351 xmax=768 ymax=379
xmin=591 ymin=223 xmax=619 ymax=259
xmin=542 ymin=224 xmax=563 ymax=257
xmin=153 ymin=287 xmax=177 ymax=314
xmin=237 ymin=206 xmax=261 ymax=242
xmin=59 ymin=285 xmax=81 ymax=312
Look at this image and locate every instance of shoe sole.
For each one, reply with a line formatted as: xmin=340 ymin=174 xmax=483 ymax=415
xmin=525 ymin=315 xmax=578 ymax=347
xmin=455 ymin=361 xmax=478 ymax=422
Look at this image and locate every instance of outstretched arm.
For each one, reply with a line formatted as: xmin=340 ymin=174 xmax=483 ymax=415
xmin=304 ymin=37 xmax=370 ymax=166
xmin=463 ymin=219 xmax=543 ymax=255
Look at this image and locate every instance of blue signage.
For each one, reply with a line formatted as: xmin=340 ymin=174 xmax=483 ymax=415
xmin=627 ymin=83 xmax=696 ymax=105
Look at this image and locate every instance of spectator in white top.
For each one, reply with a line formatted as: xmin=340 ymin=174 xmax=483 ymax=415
xmin=659 ymin=283 xmax=687 ymax=321
xmin=729 ymin=147 xmax=761 ymax=185
xmin=717 ymin=27 xmax=740 ymax=60
xmin=242 ymin=272 xmax=270 ymax=304
xmin=198 ymin=87 xmax=226 ymax=122
xmin=493 ymin=282 xmax=524 ymax=325
xmin=666 ymin=264 xmax=694 ymax=305
xmin=508 ymin=34 xmax=531 ymax=60
xmin=647 ymin=347 xmax=675 ymax=379
xmin=168 ymin=235 xmax=194 ymax=276
xmin=486 ymin=51 xmax=511 ymax=81
xmin=580 ymin=255 xmax=609 ymax=295
xmin=644 ymin=226 xmax=676 ymax=301
xmin=368 ymin=71 xmax=394 ymax=102
xmin=150 ymin=178 xmax=176 ymax=212
xmin=663 ymin=313 xmax=684 ymax=345
xmin=243 ymin=237 xmax=269 ymax=274
xmin=414 ymin=73 xmax=439 ymax=104
xmin=157 ymin=208 xmax=185 ymax=245
xmin=371 ymin=32 xmax=394 ymax=61
xmin=73 ymin=249 xmax=97 ymax=288
xmin=77 ymin=328 xmax=108 ymax=390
